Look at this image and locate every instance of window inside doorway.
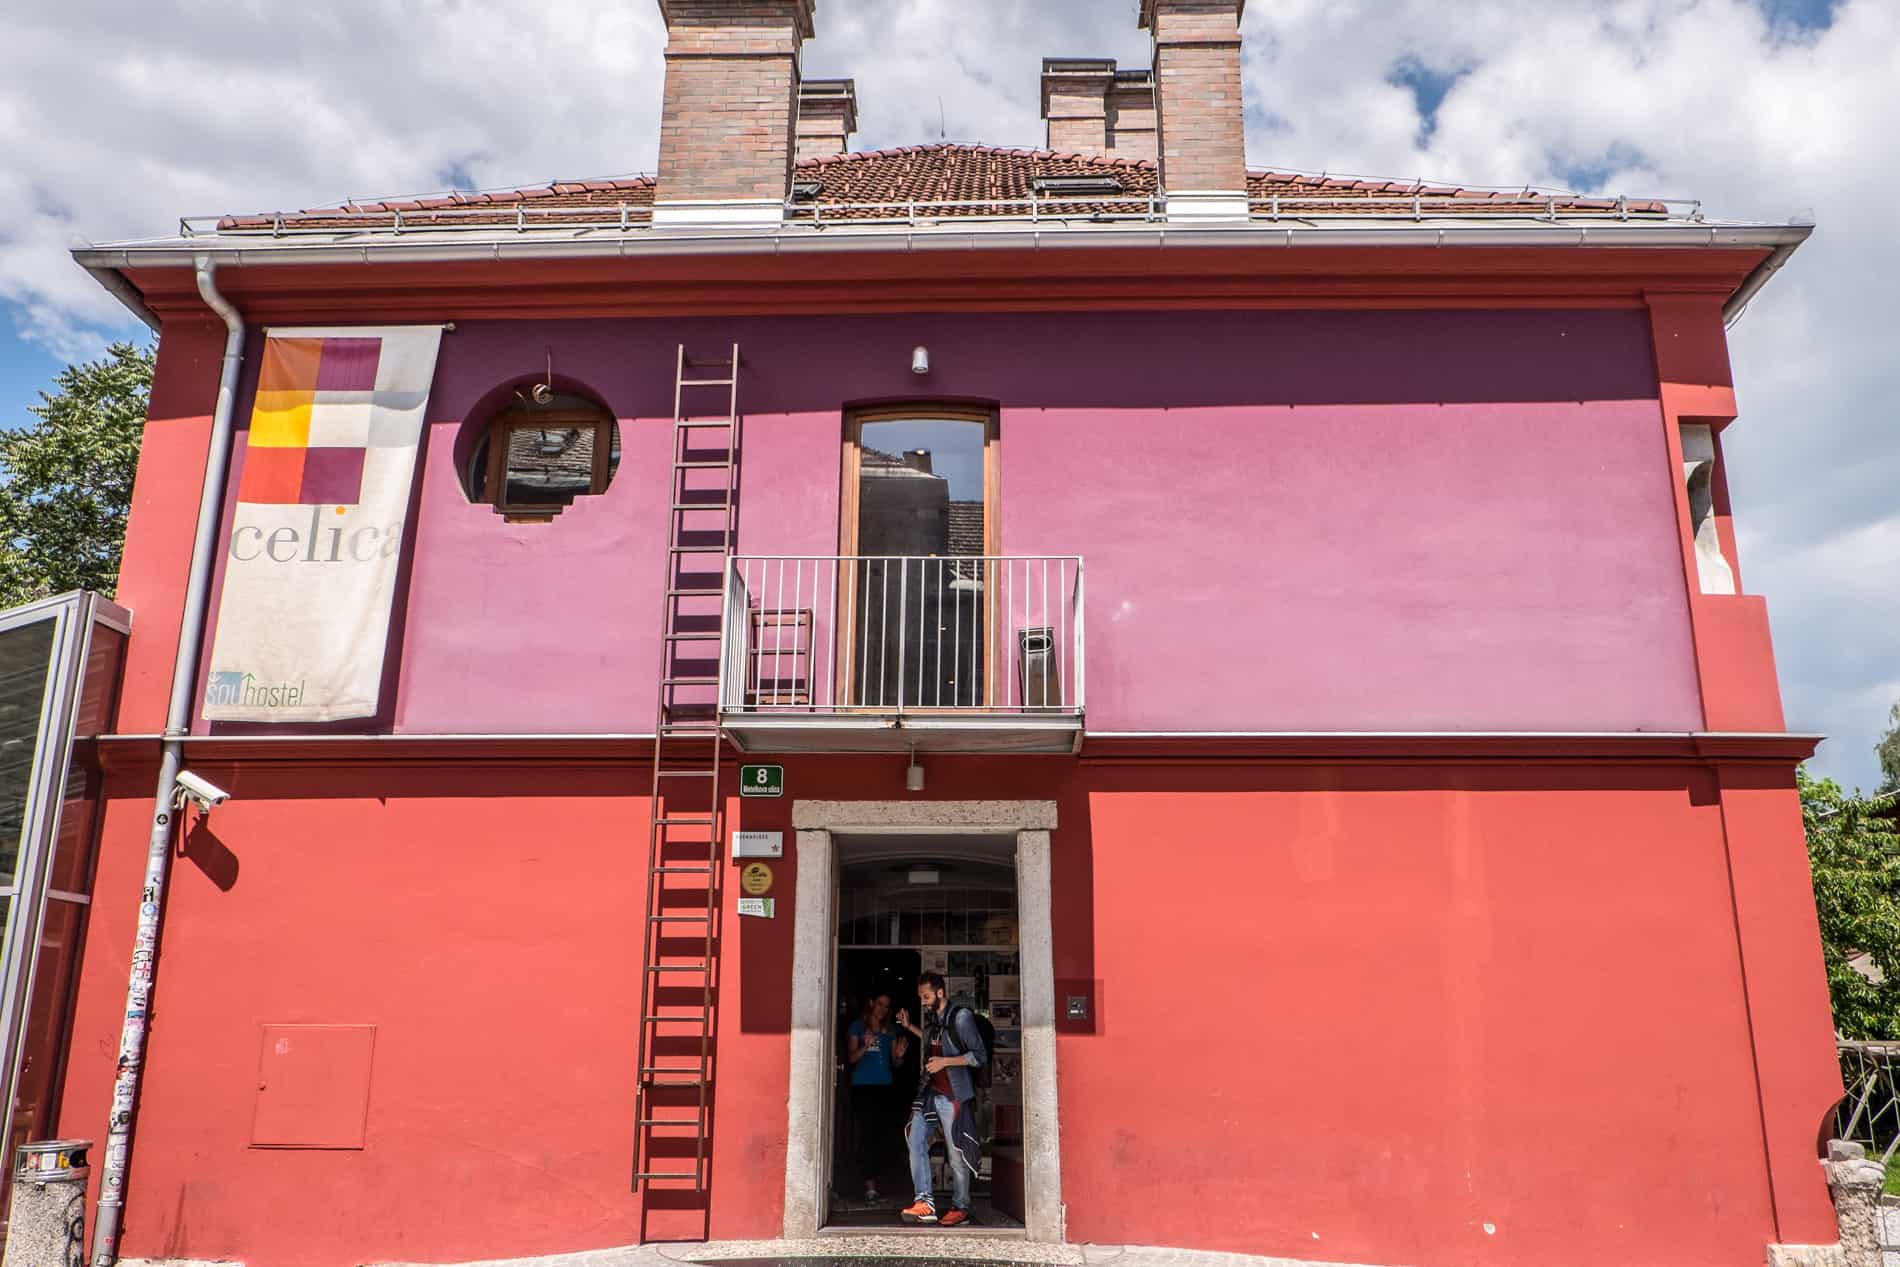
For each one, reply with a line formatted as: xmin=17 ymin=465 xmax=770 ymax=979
xmin=840 ymin=409 xmax=997 ymax=708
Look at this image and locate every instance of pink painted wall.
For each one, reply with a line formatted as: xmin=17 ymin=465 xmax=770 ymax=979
xmin=196 ymin=309 xmax=1698 ymax=735
xmin=1006 ymin=399 xmax=1701 ymax=730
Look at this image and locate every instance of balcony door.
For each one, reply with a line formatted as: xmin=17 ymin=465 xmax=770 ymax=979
xmin=841 ymin=409 xmax=997 ymax=709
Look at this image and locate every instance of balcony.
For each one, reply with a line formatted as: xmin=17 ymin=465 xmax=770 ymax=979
xmin=718 ymin=555 xmax=1084 ymax=753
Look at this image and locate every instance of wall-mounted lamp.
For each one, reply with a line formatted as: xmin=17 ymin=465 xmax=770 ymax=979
xmin=530 ymin=346 xmax=555 ymax=404
xmin=906 ymin=747 xmax=925 ymax=792
xmin=911 ymin=346 xmax=931 ymax=376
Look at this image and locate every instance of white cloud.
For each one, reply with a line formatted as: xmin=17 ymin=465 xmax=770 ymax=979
xmin=1233 ymin=0 xmax=1899 ymax=788
xmin=2 ymin=0 xmax=1891 ymax=785
xmin=0 ymin=0 xmax=670 ymax=351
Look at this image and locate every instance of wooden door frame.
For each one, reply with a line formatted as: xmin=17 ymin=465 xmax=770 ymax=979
xmin=836 ymin=406 xmax=1000 ymax=708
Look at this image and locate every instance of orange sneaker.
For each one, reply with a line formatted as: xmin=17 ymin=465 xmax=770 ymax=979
xmin=900 ymin=1199 xmax=937 ymax=1224
xmin=939 ymin=1208 xmax=971 ymax=1228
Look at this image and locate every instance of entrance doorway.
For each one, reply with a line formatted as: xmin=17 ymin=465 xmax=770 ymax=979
xmin=827 ymin=835 xmax=1024 ymax=1232
xmin=782 ymin=801 xmax=1060 ymax=1243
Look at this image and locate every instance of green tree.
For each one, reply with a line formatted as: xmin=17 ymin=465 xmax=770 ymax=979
xmin=0 ymin=341 xmax=153 ymax=608
xmin=1804 ymin=768 xmax=1900 ymax=1038
xmin=1878 ymin=702 xmax=1900 ymax=794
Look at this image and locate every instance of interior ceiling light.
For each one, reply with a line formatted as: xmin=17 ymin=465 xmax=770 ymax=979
xmin=885 ymin=861 xmax=955 ymax=875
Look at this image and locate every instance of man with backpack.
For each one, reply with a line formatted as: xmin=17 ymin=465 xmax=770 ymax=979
xmin=894 ymin=971 xmax=989 ymax=1227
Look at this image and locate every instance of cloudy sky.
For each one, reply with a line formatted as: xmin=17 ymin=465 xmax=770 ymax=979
xmin=1 ymin=0 xmax=1893 ymax=787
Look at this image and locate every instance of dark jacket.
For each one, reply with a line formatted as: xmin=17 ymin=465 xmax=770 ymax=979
xmin=913 ymin=1001 xmax=987 ymax=1105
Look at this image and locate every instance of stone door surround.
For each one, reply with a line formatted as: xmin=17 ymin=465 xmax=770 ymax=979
xmin=783 ymin=799 xmax=1063 ymax=1243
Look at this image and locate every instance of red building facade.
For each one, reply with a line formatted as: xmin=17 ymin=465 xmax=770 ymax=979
xmin=46 ymin=3 xmax=1839 ymax=1265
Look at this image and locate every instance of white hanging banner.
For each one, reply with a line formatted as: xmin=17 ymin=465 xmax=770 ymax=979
xmin=203 ymin=326 xmax=444 ymax=722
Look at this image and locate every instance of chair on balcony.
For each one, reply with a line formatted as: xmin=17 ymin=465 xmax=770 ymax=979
xmin=745 ymin=607 xmax=812 ymax=707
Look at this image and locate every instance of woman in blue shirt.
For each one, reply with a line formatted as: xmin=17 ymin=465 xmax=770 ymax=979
xmin=846 ymin=993 xmax=907 ymax=1203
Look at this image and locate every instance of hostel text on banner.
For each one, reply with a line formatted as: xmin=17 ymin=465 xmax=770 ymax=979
xmin=203 ymin=326 xmax=444 ymax=723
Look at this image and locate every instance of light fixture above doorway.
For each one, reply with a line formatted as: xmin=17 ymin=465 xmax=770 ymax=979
xmin=906 ymin=746 xmax=925 ymax=793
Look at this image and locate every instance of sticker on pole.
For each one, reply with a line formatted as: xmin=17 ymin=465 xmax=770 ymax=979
xmin=739 ymin=764 xmax=784 ymax=797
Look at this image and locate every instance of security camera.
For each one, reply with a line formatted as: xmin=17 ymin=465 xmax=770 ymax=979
xmin=172 ymin=770 xmax=231 ymax=813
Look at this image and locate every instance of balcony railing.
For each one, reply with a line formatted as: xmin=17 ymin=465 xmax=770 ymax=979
xmin=718 ymin=555 xmax=1083 ymax=752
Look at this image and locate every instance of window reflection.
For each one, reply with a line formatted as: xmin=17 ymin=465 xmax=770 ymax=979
xmin=467 ymin=392 xmax=621 ymax=520
xmin=0 ymin=620 xmax=56 ymax=887
xmin=851 ymin=416 xmax=991 ymax=708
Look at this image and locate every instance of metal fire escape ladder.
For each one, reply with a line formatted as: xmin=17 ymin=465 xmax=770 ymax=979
xmin=632 ymin=344 xmax=742 ymax=1192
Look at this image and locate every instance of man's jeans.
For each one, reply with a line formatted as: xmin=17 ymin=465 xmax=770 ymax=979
xmin=905 ymin=1093 xmax=978 ymax=1211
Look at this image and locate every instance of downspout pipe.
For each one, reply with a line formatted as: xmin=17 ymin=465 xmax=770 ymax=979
xmin=90 ymin=258 xmax=245 ymax=1267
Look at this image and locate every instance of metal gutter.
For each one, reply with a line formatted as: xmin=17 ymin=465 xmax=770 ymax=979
xmin=71 ymin=218 xmax=1813 ymax=327
xmin=1723 ymin=235 xmax=1808 ymax=326
xmin=72 ymin=219 xmax=1814 ymax=273
xmin=89 ymin=258 xmax=246 ymax=1267
xmin=81 ymin=265 xmax=159 ymax=332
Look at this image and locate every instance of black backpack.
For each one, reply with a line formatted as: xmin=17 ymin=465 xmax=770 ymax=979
xmin=948 ymin=1004 xmax=997 ymax=1090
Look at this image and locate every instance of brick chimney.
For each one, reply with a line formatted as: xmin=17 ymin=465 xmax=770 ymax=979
xmin=1041 ymin=59 xmax=1113 ymax=155
xmin=1039 ymin=60 xmax=1157 ymax=161
xmin=1105 ymin=68 xmax=1158 ymax=162
xmin=652 ymin=0 xmax=818 ymax=227
xmin=796 ymin=78 xmax=858 ymax=162
xmin=1139 ymin=0 xmax=1248 ymax=219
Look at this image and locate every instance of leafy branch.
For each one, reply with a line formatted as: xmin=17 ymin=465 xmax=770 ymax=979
xmin=1804 ymin=767 xmax=1900 ymax=1039
xmin=0 ymin=341 xmax=153 ymax=607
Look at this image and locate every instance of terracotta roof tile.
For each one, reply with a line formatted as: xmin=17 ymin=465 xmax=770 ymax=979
xmin=947 ymin=502 xmax=986 ymax=558
xmin=215 ymin=144 xmax=1669 ymax=231
xmin=778 ymin=144 xmax=1160 ymax=220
